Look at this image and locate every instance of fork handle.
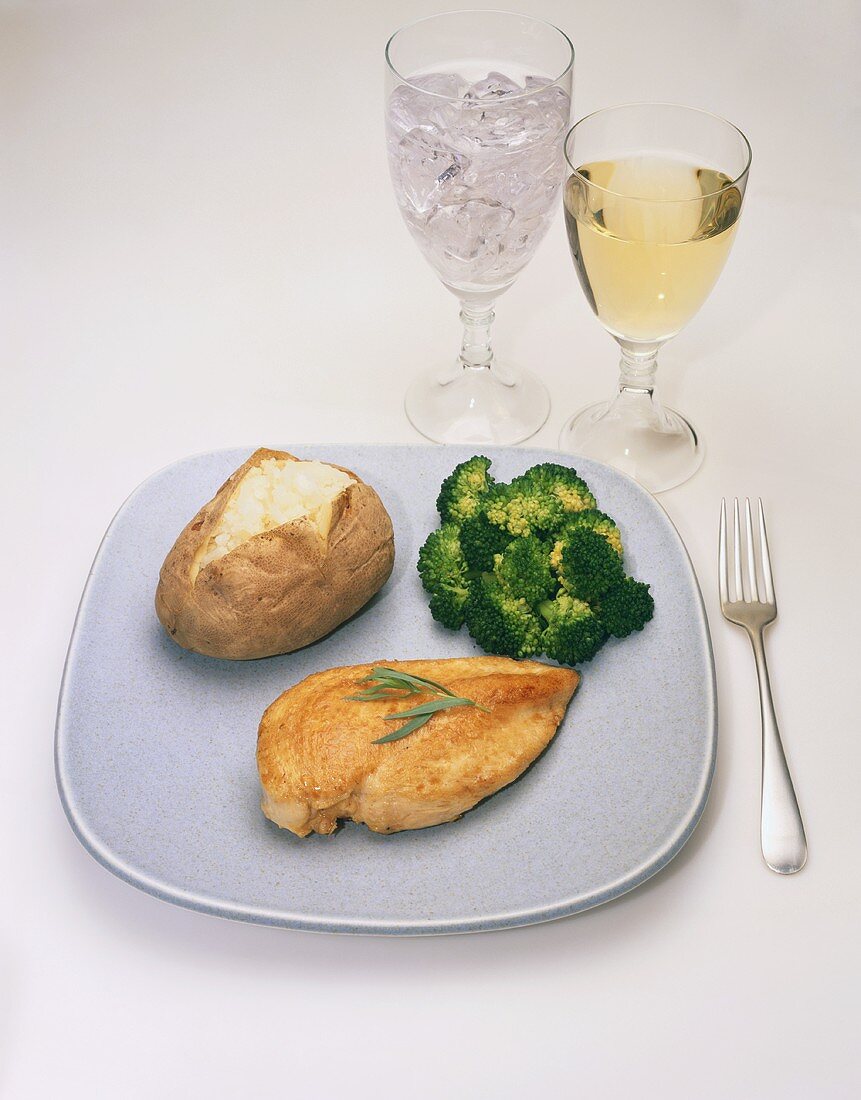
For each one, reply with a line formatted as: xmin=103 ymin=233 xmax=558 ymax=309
xmin=749 ymin=631 xmax=808 ymax=873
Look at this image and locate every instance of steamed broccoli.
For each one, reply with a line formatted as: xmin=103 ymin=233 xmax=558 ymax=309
xmin=596 ymin=577 xmax=655 ymax=638
xmin=416 ymin=523 xmax=470 ymax=628
xmin=436 ymin=455 xmax=494 ymax=525
xmin=493 ymin=536 xmax=555 ymax=604
xmin=510 ymin=463 xmax=597 ymax=516
xmin=459 ymin=508 xmax=513 ymax=572
xmin=550 ymin=510 xmax=623 ymax=566
xmin=416 ymin=454 xmax=654 ymax=666
xmin=483 ymin=482 xmax=564 ymax=538
xmin=465 ymin=575 xmax=543 ymax=659
xmin=555 ymin=527 xmax=625 ymax=602
xmin=539 ymin=592 xmax=607 ymax=665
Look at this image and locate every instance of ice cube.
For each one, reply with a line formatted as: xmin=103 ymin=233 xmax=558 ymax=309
xmin=453 ymin=90 xmax=565 ymax=152
xmin=426 ymin=198 xmax=514 ymax=272
xmin=451 ymin=103 xmax=518 ymax=151
xmin=527 ymin=84 xmax=571 ymax=133
xmin=457 ymin=84 xmax=570 ymax=152
xmin=391 ymin=126 xmax=470 ymax=213
xmin=465 ymin=71 xmax=524 ymax=99
xmin=481 ymin=162 xmax=560 ymax=219
xmin=410 ymin=72 xmax=468 ymax=98
xmin=387 ymin=75 xmax=468 ymax=135
xmin=387 ymin=84 xmax=433 ymax=134
xmin=502 ymin=212 xmax=553 ymax=264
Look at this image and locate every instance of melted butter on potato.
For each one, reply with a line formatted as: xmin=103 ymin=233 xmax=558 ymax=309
xmin=198 ymin=458 xmax=355 ymax=570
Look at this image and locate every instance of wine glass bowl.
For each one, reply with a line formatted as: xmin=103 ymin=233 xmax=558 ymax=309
xmin=385 ymin=10 xmax=573 ymax=444
xmin=559 ymin=103 xmax=751 ymax=492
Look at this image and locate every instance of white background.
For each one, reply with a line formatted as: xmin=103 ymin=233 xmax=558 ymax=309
xmin=2 ymin=1 xmax=860 ymax=1096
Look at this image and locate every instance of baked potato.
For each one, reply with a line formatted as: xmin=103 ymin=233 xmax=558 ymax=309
xmin=155 ymin=448 xmax=395 ymax=659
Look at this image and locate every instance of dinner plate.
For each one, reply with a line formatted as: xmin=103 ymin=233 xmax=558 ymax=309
xmin=55 ymin=445 xmax=716 ymax=935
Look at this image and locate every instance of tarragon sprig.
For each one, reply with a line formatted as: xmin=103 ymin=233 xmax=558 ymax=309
xmin=346 ymin=666 xmax=490 ymax=744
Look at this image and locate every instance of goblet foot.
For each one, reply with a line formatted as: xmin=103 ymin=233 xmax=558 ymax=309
xmin=558 ymin=391 xmax=703 ymax=493
xmin=405 ymin=362 xmax=550 ymax=445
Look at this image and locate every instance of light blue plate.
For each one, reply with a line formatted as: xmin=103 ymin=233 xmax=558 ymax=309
xmin=55 ymin=446 xmax=716 ymax=935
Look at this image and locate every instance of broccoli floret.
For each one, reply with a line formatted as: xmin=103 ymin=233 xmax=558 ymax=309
xmin=416 ymin=524 xmax=470 ymax=629
xmin=493 ymin=536 xmax=556 ymax=604
xmin=465 ymin=575 xmax=543 ymax=659
xmin=417 ymin=523 xmax=465 ymax=593
xmin=459 ymin=509 xmax=512 ymax=572
xmin=483 ymin=482 xmax=564 ymax=538
xmin=427 ymin=589 xmax=468 ymax=630
xmin=539 ymin=592 xmax=607 ymax=665
xmin=511 ymin=463 xmax=597 ymax=518
xmin=550 ymin=510 xmax=623 ymax=568
xmin=596 ymin=577 xmax=655 ymax=638
xmin=436 ymin=455 xmax=494 ymax=525
xmin=555 ymin=527 xmax=625 ymax=602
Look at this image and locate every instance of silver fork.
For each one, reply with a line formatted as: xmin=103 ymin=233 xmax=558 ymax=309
xmin=719 ymin=498 xmax=807 ymax=874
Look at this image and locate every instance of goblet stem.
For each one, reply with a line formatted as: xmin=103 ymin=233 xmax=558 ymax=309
xmin=403 ymin=292 xmax=548 ymax=444
xmin=617 ymin=344 xmax=660 ymax=396
xmin=459 ymin=301 xmax=496 ymax=372
xmin=559 ymin=340 xmax=703 ymax=493
xmin=609 ymin=343 xmax=673 ymax=435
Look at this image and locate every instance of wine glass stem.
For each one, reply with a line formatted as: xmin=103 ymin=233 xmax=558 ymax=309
xmin=459 ymin=301 xmax=496 ymax=372
xmin=618 ymin=345 xmax=659 ymax=397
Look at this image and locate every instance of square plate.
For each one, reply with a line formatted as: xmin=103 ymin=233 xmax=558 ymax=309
xmin=56 ymin=445 xmax=716 ymax=934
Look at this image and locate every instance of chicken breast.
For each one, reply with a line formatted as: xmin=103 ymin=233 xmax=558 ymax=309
xmin=257 ymin=656 xmax=579 ymax=836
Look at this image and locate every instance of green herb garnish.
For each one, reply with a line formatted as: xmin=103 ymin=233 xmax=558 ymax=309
xmin=346 ymin=666 xmax=489 ymax=744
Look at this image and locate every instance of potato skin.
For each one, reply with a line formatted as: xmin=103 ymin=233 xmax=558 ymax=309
xmin=155 ymin=448 xmax=395 ymax=660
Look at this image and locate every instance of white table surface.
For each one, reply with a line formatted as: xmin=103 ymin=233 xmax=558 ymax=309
xmin=2 ymin=1 xmax=860 ymax=1096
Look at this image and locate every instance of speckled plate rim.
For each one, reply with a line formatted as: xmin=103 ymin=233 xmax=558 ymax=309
xmin=55 ymin=444 xmax=717 ymax=936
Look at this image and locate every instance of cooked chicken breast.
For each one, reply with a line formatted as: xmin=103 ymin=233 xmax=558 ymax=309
xmin=257 ymin=656 xmax=579 ymax=836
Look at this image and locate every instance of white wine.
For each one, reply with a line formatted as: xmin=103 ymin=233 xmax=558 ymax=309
xmin=564 ymin=156 xmax=742 ymax=344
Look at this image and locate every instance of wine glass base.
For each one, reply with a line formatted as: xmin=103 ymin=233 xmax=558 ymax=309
xmin=405 ymin=363 xmax=550 ymax=445
xmin=558 ymin=400 xmax=703 ymax=494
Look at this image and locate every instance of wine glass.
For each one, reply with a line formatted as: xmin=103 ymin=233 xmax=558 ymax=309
xmin=385 ymin=10 xmax=574 ymax=445
xmin=559 ymin=104 xmax=751 ymax=492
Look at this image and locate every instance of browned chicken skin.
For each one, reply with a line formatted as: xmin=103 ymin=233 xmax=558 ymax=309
xmin=257 ymin=656 xmax=579 ymax=836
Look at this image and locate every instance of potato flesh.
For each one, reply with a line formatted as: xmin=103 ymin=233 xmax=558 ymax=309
xmin=198 ymin=459 xmax=355 ymax=569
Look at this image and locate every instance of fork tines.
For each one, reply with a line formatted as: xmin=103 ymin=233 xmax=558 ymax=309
xmin=719 ymin=497 xmax=776 ymax=609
